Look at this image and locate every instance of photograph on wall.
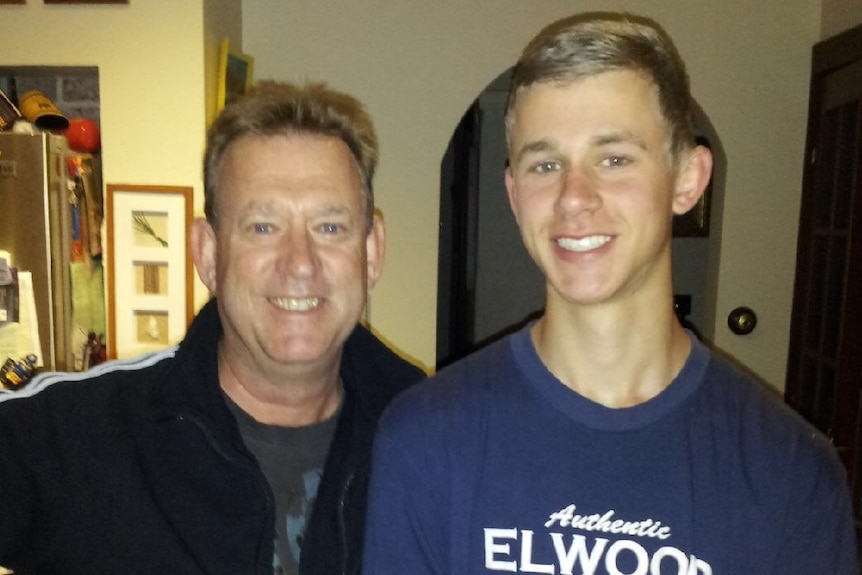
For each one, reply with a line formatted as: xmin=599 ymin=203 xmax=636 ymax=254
xmin=217 ymin=38 xmax=254 ymax=110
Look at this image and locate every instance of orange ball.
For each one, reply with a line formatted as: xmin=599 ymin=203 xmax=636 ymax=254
xmin=64 ymin=118 xmax=101 ymax=152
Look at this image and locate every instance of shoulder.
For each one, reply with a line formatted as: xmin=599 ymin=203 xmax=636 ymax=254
xmin=371 ymin=337 xmax=518 ymax=493
xmin=0 ymin=349 xmax=177 ymax=461
xmin=340 ymin=323 xmax=427 ymax=414
xmin=379 ymin=335 xmax=516 ymax=440
xmin=697 ymin=349 xmax=842 ymax=479
xmin=693 ymin=351 xmax=856 ymax=571
xmin=0 ymin=349 xmax=176 ymax=418
xmin=701 ymin=352 xmax=817 ymax=436
xmin=344 ymin=323 xmax=426 ymax=381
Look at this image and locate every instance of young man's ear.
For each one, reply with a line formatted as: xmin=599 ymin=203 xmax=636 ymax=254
xmin=190 ymin=218 xmax=218 ymax=293
xmin=672 ymin=144 xmax=713 ymax=216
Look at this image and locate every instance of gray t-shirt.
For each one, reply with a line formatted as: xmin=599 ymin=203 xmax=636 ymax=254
xmin=225 ymin=394 xmax=340 ymax=575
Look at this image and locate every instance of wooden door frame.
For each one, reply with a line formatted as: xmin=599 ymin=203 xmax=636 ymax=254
xmin=786 ymin=22 xmax=862 ymax=485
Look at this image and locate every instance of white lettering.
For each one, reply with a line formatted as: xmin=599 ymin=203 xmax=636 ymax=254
xmin=546 ymin=505 xmax=672 ymax=540
xmin=485 ymin=528 xmax=518 ymax=572
xmin=651 ymin=547 xmax=688 ymax=575
xmin=550 ymin=533 xmax=607 ymax=575
xmin=606 ymin=539 xmax=649 ymax=575
xmin=545 ymin=504 xmax=575 ymax=528
xmin=485 ymin=529 xmax=713 ymax=574
xmin=688 ymin=556 xmax=712 ymax=575
xmin=520 ymin=530 xmax=555 ymax=574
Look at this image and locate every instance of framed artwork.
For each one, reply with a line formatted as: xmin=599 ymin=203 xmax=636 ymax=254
xmin=44 ymin=1 xmax=128 ymax=4
xmin=217 ymin=38 xmax=254 ymax=110
xmin=106 ymin=184 xmax=193 ymax=359
xmin=672 ymin=186 xmax=711 ymax=237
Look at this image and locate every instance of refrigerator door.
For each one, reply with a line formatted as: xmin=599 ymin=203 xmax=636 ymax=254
xmin=0 ymin=133 xmax=73 ymax=370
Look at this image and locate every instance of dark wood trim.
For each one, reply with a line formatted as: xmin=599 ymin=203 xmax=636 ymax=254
xmin=812 ymin=23 xmax=862 ymax=75
xmin=44 ymin=0 xmax=128 ymax=4
xmin=786 ymin=24 xmax=862 ymax=533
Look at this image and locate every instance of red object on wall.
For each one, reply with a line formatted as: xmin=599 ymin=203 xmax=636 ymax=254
xmin=64 ymin=118 xmax=101 ymax=152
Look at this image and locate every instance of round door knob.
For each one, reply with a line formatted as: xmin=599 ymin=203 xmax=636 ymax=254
xmin=727 ymin=306 xmax=757 ymax=335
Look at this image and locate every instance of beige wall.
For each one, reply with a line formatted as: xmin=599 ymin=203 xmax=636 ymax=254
xmin=1 ymin=1 xmax=837 ymax=387
xmin=822 ymin=0 xmax=862 ymax=38
xmin=243 ymin=1 xmax=819 ymax=388
xmin=2 ymin=1 xmax=207 ymax=199
xmin=204 ymin=0 xmax=243 ymax=127
xmin=1 ymin=0 xmax=244 ymax=354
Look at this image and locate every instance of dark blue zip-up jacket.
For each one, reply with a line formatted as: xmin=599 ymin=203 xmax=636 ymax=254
xmin=0 ymin=298 xmax=425 ymax=574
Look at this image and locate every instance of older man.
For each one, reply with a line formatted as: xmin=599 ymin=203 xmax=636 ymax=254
xmin=0 ymin=81 xmax=424 ymax=575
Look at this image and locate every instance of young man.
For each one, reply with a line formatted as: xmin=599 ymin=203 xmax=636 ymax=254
xmin=0 ymin=81 xmax=425 ymax=574
xmin=363 ymin=12 xmax=857 ymax=575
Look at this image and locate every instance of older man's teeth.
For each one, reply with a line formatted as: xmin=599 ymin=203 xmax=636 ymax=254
xmin=557 ymin=235 xmax=611 ymax=252
xmin=272 ymin=297 xmax=320 ymax=311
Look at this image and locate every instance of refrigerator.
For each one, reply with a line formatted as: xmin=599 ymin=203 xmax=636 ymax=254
xmin=0 ymin=132 xmax=103 ymax=372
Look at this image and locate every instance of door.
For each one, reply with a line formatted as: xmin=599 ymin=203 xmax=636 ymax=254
xmin=785 ymin=23 xmax=862 ymax=520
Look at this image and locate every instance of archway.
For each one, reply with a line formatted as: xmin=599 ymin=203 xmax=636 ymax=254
xmin=436 ymin=69 xmax=727 ymax=369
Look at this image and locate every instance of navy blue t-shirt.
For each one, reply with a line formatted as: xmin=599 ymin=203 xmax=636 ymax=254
xmin=364 ymin=327 xmax=857 ymax=574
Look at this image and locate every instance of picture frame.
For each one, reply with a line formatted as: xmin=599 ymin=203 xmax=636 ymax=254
xmin=106 ymin=184 xmax=193 ymax=359
xmin=44 ymin=1 xmax=128 ymax=4
xmin=672 ymin=187 xmax=711 ymax=237
xmin=217 ymin=38 xmax=254 ymax=111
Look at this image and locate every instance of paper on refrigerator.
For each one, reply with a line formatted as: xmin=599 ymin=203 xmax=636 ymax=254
xmin=0 ymin=271 xmax=44 ymax=366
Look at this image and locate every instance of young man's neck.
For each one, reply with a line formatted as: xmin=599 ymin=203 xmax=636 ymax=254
xmin=531 ymin=300 xmax=692 ymax=409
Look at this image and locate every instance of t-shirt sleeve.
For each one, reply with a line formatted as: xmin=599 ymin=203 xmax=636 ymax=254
xmin=771 ymin=437 xmax=858 ymax=574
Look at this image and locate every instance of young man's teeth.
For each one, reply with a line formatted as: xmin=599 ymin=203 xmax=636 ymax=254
xmin=272 ymin=297 xmax=320 ymax=311
xmin=557 ymin=235 xmax=611 ymax=252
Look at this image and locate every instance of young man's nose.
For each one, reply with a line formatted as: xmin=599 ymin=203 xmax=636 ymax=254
xmin=556 ymin=168 xmax=602 ymax=215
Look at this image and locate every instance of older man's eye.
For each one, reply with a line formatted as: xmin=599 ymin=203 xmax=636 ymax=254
xmin=252 ymin=223 xmax=273 ymax=234
xmin=320 ymin=223 xmax=342 ymax=234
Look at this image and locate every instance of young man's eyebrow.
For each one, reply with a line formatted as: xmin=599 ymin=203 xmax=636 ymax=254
xmin=513 ymin=139 xmax=555 ymax=164
xmin=513 ymin=131 xmax=649 ymax=165
xmin=592 ymin=131 xmax=648 ymax=150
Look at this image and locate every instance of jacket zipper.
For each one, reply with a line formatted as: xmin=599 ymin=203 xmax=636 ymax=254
xmin=338 ymin=470 xmax=356 ymax=575
xmin=175 ymin=413 xmax=275 ymax=574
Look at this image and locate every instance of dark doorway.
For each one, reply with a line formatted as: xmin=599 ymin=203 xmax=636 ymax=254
xmin=436 ymin=73 xmax=545 ymax=370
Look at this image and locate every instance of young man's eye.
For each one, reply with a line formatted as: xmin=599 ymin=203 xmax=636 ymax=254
xmin=531 ymin=161 xmax=560 ymax=174
xmin=252 ymin=223 xmax=273 ymax=234
xmin=601 ymin=156 xmax=631 ymax=168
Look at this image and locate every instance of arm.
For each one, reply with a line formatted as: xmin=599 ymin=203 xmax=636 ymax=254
xmin=771 ymin=443 xmax=858 ymax=574
xmin=0 ymin=401 xmax=40 ymax=567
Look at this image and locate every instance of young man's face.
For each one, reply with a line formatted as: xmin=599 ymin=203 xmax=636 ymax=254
xmin=193 ymin=133 xmax=384 ymax=379
xmin=505 ymin=70 xmax=707 ymax=309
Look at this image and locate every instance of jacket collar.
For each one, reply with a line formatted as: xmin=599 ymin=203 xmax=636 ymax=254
xmin=151 ymin=298 xmax=423 ymax=430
